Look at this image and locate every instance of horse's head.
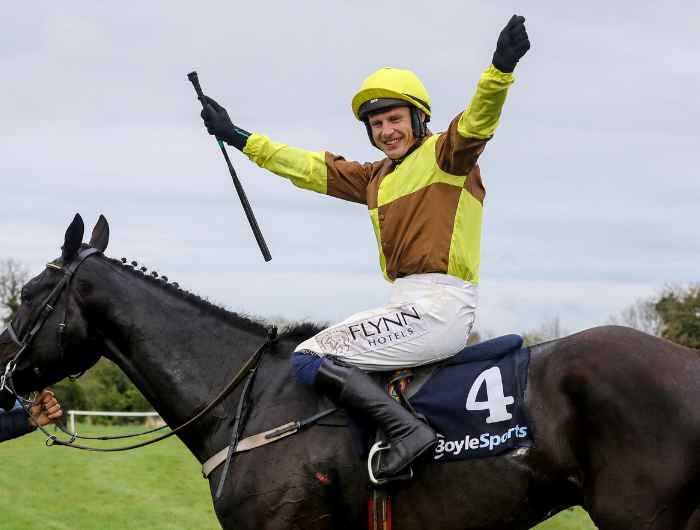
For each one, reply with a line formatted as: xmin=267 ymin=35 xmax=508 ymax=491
xmin=0 ymin=214 xmax=110 ymax=408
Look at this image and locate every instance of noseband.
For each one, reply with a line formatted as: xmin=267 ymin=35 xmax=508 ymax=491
xmin=1 ymin=247 xmax=100 ymax=401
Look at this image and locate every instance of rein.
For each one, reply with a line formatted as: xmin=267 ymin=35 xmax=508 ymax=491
xmin=54 ymin=417 xmax=168 ymax=442
xmin=33 ymin=333 xmax=273 ymax=451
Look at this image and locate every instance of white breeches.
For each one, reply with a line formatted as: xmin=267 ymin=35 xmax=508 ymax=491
xmin=295 ymin=273 xmax=477 ymax=371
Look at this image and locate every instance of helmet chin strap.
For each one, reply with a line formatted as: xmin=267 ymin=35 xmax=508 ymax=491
xmin=410 ymin=108 xmax=428 ymax=139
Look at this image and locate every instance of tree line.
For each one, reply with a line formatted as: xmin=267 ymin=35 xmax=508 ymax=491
xmin=2 ymin=258 xmax=699 ymax=421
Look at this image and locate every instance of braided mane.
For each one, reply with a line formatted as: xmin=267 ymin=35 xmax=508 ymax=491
xmin=103 ymin=255 xmax=322 ymax=342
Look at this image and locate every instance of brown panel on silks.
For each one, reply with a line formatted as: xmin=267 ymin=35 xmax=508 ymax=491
xmin=364 ymin=161 xmax=395 ymax=211
xmin=324 ymin=152 xmax=394 ymax=205
xmin=463 ymin=164 xmax=486 ymax=204
xmin=436 ymin=114 xmax=488 ymax=203
xmin=324 ymin=151 xmax=371 ymax=204
xmin=378 ymin=182 xmax=462 ymax=281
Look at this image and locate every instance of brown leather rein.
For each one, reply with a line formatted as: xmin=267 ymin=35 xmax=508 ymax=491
xmin=39 ymin=334 xmax=272 ymax=452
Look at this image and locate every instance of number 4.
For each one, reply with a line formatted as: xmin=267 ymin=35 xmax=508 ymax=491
xmin=465 ymin=367 xmax=514 ymax=424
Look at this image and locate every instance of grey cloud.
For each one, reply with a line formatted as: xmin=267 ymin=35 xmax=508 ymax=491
xmin=2 ymin=1 xmax=698 ymax=339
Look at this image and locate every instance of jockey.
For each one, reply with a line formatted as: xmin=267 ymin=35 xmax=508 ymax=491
xmin=201 ymin=15 xmax=530 ymax=479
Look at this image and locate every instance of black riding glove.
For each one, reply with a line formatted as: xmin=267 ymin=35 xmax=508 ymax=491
xmin=200 ymin=96 xmax=251 ymax=151
xmin=492 ymin=15 xmax=530 ymax=73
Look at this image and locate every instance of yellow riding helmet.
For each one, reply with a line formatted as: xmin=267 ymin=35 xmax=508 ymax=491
xmin=351 ymin=67 xmax=431 ymax=121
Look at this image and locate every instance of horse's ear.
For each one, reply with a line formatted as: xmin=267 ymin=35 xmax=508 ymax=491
xmin=89 ymin=214 xmax=110 ymax=252
xmin=61 ymin=213 xmax=84 ymax=260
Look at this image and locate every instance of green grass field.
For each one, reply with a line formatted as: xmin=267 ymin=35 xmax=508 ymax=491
xmin=0 ymin=424 xmax=597 ymax=529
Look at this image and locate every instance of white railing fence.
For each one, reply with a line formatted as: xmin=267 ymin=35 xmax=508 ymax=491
xmin=67 ymin=410 xmax=162 ymax=432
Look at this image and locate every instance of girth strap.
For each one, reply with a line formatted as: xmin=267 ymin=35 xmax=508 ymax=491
xmin=202 ymin=407 xmax=337 ymax=478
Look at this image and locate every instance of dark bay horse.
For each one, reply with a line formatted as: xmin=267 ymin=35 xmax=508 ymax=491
xmin=2 ymin=214 xmax=700 ymax=530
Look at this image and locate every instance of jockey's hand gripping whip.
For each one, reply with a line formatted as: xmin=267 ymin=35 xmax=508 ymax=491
xmin=188 ymin=71 xmax=272 ymax=262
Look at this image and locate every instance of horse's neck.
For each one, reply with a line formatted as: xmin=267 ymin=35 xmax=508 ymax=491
xmin=89 ymin=259 xmax=268 ymax=460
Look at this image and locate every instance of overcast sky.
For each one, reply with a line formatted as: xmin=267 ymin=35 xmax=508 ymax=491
xmin=1 ymin=1 xmax=698 ymax=338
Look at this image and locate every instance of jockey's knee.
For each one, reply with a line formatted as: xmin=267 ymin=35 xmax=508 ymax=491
xmin=291 ymin=350 xmax=323 ymax=386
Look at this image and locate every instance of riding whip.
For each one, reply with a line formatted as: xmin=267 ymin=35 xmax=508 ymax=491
xmin=187 ymin=71 xmax=272 ymax=262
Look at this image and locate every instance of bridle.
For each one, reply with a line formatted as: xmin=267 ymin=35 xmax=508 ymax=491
xmin=1 ymin=247 xmax=100 ymax=403
xmin=0 ymin=246 xmax=275 ymax=457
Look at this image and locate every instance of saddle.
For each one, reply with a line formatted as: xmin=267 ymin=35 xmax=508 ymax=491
xmin=380 ymin=334 xmax=524 ymax=398
xmin=369 ymin=334 xmax=532 ymax=469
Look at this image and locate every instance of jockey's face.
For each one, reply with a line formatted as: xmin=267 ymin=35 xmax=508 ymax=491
xmin=368 ymin=106 xmax=416 ymax=160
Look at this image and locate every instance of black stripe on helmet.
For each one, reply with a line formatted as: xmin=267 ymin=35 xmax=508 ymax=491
xmin=401 ymin=93 xmax=431 ymax=114
xmin=358 ymin=98 xmax=410 ymax=120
